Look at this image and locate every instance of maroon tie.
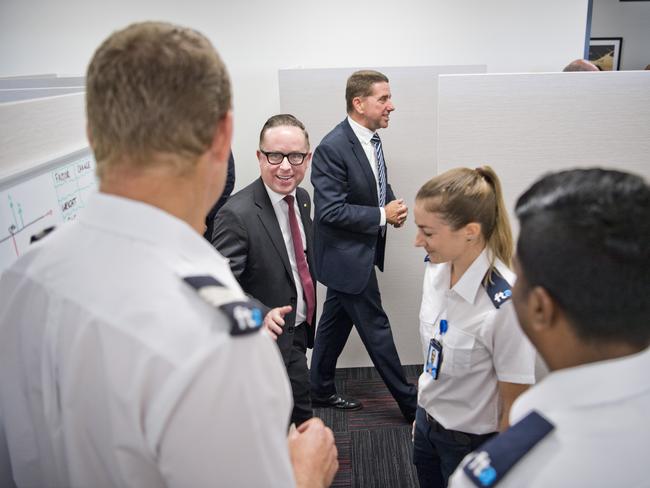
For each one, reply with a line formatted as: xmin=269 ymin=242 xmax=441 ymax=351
xmin=284 ymin=195 xmax=315 ymax=325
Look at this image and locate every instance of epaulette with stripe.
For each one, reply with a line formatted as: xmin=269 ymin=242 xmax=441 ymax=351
xmin=183 ymin=275 xmax=264 ymax=336
xmin=461 ymin=411 xmax=554 ymax=487
xmin=483 ymin=268 xmax=512 ymax=309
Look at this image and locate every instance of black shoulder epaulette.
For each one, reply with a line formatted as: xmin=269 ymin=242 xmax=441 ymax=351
xmin=461 ymin=411 xmax=554 ymax=487
xmin=483 ymin=268 xmax=512 ymax=309
xmin=30 ymin=226 xmax=56 ymax=244
xmin=183 ymin=275 xmax=264 ymax=336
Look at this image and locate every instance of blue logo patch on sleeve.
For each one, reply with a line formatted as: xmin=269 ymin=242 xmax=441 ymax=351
xmin=183 ymin=275 xmax=264 ymax=336
xmin=483 ymin=268 xmax=512 ymax=309
xmin=462 ymin=411 xmax=554 ymax=487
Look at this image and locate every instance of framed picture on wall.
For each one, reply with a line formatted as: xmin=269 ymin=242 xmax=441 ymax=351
xmin=589 ymin=38 xmax=623 ymax=71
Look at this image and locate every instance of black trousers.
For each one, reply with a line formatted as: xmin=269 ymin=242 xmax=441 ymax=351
xmin=279 ymin=322 xmax=312 ymax=426
xmin=310 ymin=269 xmax=417 ymax=415
xmin=413 ymin=407 xmax=496 ymax=487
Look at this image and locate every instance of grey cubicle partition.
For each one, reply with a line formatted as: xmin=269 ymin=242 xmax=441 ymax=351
xmin=0 ymin=76 xmax=84 ymax=89
xmin=437 ymin=71 xmax=650 ymax=236
xmin=0 ymin=87 xmax=84 ymax=103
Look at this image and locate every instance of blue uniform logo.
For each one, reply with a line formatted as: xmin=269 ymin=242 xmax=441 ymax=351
xmin=484 ymin=269 xmax=512 ymax=309
xmin=462 ymin=411 xmax=554 ymax=487
xmin=183 ymin=275 xmax=264 ymax=336
xmin=466 ymin=451 xmax=497 ymax=486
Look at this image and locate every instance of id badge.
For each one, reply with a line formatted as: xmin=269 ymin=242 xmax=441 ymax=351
xmin=425 ymin=338 xmax=443 ymax=380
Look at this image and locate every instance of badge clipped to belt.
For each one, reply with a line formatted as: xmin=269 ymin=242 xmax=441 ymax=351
xmin=425 ymin=319 xmax=448 ymax=380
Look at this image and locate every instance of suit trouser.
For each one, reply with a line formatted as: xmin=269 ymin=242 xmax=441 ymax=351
xmin=310 ymin=269 xmax=417 ymax=414
xmin=278 ymin=322 xmax=312 ymax=426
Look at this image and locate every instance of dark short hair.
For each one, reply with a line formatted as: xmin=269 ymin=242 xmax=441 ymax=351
xmin=258 ymin=114 xmax=309 ymax=149
xmin=345 ymin=70 xmax=389 ymax=113
xmin=515 ymin=168 xmax=650 ymax=347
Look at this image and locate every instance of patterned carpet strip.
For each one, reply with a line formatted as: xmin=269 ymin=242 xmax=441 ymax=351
xmin=313 ymin=365 xmax=422 ymax=488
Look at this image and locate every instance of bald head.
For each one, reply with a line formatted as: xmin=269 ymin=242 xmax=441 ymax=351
xmin=563 ymin=59 xmax=599 ymax=72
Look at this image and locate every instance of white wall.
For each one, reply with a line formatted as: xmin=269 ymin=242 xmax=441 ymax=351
xmin=0 ymin=0 xmax=589 ymax=193
xmin=591 ymin=0 xmax=650 ymax=70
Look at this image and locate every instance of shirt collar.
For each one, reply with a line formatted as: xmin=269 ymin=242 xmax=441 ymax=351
xmin=452 ymin=248 xmax=487 ymax=303
xmin=263 ymin=183 xmax=296 ymax=207
xmin=451 ymin=248 xmax=515 ymax=304
xmin=347 ymin=115 xmax=375 ymax=145
xmin=511 ymin=346 xmax=650 ymax=423
xmin=79 ymin=192 xmax=225 ymax=268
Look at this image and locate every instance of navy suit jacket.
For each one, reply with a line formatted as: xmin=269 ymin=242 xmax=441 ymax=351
xmin=311 ymin=119 xmax=396 ymax=295
xmin=211 ymin=177 xmax=315 ymax=349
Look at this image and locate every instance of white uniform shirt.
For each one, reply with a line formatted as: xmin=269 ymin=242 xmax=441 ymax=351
xmin=0 ymin=193 xmax=295 ymax=488
xmin=418 ymin=249 xmax=535 ymax=433
xmin=264 ymin=184 xmax=307 ymax=324
xmin=449 ymin=347 xmax=650 ymax=488
xmin=347 ymin=115 xmax=387 ymax=226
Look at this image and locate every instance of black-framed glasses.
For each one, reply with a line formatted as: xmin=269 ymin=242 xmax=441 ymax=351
xmin=259 ymin=149 xmax=308 ymax=166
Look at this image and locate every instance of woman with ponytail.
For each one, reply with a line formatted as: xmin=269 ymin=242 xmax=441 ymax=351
xmin=411 ymin=166 xmax=536 ymax=488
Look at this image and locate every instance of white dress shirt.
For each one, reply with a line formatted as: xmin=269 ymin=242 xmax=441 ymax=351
xmin=264 ymin=184 xmax=308 ymax=325
xmin=418 ymin=249 xmax=536 ymax=433
xmin=449 ymin=347 xmax=650 ymax=488
xmin=347 ymin=115 xmax=387 ymax=226
xmin=0 ymin=193 xmax=294 ymax=488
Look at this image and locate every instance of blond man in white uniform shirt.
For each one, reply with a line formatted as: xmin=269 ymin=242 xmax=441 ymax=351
xmin=0 ymin=22 xmax=337 ymax=488
xmin=449 ymin=168 xmax=650 ymax=488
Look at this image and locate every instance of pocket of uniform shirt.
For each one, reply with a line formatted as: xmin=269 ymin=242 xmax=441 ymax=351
xmin=441 ymin=329 xmax=475 ymax=376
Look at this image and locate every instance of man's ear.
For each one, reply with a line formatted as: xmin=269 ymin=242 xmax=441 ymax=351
xmin=210 ymin=110 xmax=233 ymax=163
xmin=528 ymin=286 xmax=558 ymax=332
xmin=352 ymin=96 xmax=364 ymax=114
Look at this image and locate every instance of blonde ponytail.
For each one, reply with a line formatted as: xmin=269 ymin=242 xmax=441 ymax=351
xmin=416 ymin=165 xmax=514 ymax=271
xmin=475 ymin=166 xmax=513 ymax=267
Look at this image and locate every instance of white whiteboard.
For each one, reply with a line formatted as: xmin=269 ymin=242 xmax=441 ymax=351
xmin=0 ymin=148 xmax=97 ymax=274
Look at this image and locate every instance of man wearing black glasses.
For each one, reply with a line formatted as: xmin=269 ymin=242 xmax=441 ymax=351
xmin=212 ymin=114 xmax=316 ymax=426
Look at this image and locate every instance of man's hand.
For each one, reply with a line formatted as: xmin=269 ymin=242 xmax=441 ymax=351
xmin=288 ymin=418 xmax=338 ymax=488
xmin=263 ymin=305 xmax=292 ymax=340
xmin=385 ymin=198 xmax=408 ymax=228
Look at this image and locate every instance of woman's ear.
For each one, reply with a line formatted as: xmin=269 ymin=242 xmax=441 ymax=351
xmin=464 ymin=222 xmax=482 ymax=242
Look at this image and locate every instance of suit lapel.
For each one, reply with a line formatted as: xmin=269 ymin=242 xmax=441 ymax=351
xmin=253 ymin=178 xmax=294 ymax=284
xmin=342 ymin=119 xmax=379 ymax=204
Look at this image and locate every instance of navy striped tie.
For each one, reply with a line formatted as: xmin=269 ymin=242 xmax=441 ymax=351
xmin=370 ymin=133 xmax=387 ymax=207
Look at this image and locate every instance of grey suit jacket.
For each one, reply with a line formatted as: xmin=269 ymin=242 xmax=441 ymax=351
xmin=211 ymin=177 xmax=315 ymax=351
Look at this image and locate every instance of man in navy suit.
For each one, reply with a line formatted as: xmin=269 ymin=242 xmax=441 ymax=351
xmin=212 ymin=114 xmax=317 ymax=426
xmin=310 ymin=70 xmax=417 ymax=421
